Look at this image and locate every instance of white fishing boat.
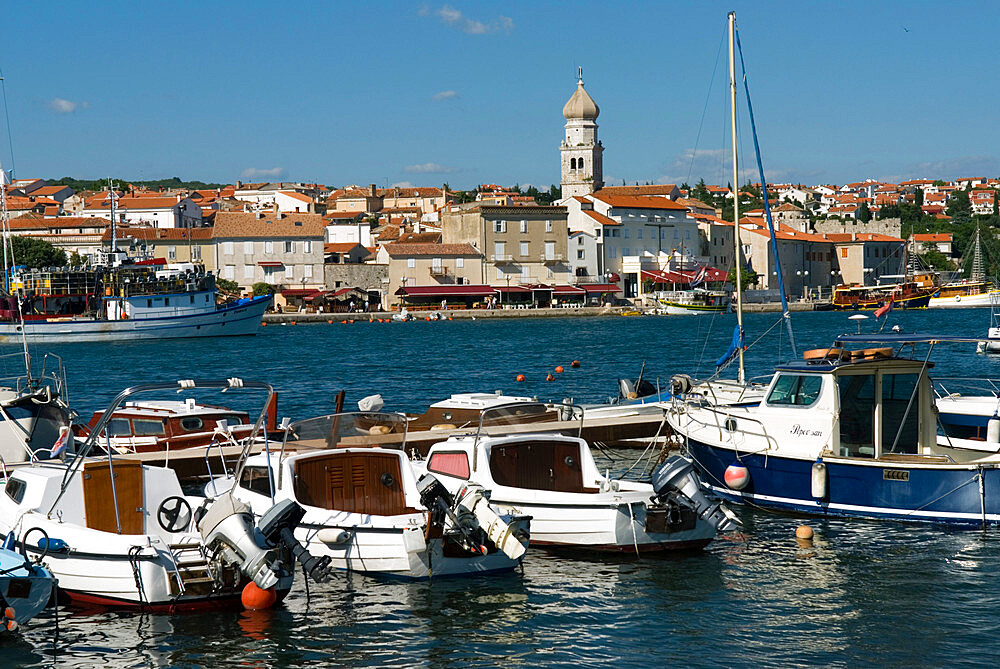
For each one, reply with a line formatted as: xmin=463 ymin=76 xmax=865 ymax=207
xmin=0 ymin=379 xmax=328 ymax=610
xmin=208 ymin=412 xmax=530 ymax=579
xmin=0 ymin=542 xmax=55 ymax=632
xmin=417 ymin=405 xmax=737 ymax=552
xmin=658 ymin=288 xmax=730 ymax=315
xmin=929 ymin=226 xmax=999 ymax=309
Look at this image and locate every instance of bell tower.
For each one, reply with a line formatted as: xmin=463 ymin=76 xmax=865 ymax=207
xmin=560 ymin=69 xmax=603 ymax=199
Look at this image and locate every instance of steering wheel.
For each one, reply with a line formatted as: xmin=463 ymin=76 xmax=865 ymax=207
xmin=157 ymin=496 xmax=193 ymax=533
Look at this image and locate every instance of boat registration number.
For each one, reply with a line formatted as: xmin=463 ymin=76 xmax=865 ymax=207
xmin=883 ymin=469 xmax=909 ymax=482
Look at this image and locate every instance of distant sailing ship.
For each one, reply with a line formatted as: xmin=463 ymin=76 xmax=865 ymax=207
xmin=929 ymin=226 xmax=999 ymax=308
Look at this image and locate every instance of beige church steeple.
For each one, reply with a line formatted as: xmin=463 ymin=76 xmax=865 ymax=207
xmin=560 ymin=69 xmax=603 ymax=198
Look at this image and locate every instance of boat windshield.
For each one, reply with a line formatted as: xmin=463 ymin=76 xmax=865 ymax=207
xmin=836 ymin=371 xmax=920 ymax=457
xmin=766 ymin=374 xmax=823 ymax=407
xmin=880 ymin=373 xmax=920 ymax=454
xmin=837 ymin=374 xmax=876 ymax=457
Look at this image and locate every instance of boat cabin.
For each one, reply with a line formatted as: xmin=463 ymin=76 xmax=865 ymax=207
xmin=747 ymin=348 xmax=937 ymax=460
xmin=81 ymin=400 xmax=251 ymax=453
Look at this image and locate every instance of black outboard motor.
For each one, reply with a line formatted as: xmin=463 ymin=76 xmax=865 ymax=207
xmin=257 ymin=499 xmax=331 ymax=583
xmin=651 ymin=456 xmax=739 ymax=533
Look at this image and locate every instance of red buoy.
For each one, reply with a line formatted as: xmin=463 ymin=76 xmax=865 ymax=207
xmin=327 ymin=319 xmax=334 ymax=324
xmin=241 ymin=582 xmax=277 ymax=610
xmin=261 ymin=322 xmax=267 ymax=327
xmin=546 ymin=373 xmax=555 ymax=382
xmin=571 ymin=360 xmax=580 ymax=368
xmin=515 ymin=374 xmax=526 ymax=382
xmin=555 ymin=366 xmax=564 ymax=374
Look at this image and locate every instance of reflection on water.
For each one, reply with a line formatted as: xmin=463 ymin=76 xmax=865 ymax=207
xmin=5 ymin=310 xmax=1000 ymax=665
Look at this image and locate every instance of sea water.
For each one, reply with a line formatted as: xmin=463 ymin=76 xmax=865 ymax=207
xmin=4 ymin=308 xmax=1000 ymax=667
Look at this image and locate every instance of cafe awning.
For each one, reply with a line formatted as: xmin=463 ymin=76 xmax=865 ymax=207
xmin=395 ymin=284 xmax=497 ymax=297
xmin=579 ymin=283 xmax=623 ymax=293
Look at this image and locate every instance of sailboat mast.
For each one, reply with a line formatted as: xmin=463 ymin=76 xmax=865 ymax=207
xmin=0 ymin=158 xmax=8 ymax=292
xmin=109 ymin=177 xmax=117 ymax=257
xmin=728 ymin=11 xmax=745 ymax=384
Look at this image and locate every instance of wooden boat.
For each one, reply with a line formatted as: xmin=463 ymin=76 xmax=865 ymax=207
xmin=0 ymin=379 xmax=328 ymax=610
xmin=831 ymin=280 xmax=935 ymax=310
xmin=211 ymin=412 xmax=530 ymax=578
xmin=930 ymin=227 xmax=999 ymax=308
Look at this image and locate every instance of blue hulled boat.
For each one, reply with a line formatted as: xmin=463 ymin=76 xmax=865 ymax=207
xmin=667 ymin=334 xmax=1000 ymax=526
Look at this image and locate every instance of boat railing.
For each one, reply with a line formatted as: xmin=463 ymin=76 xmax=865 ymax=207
xmin=473 ymin=402 xmax=583 ymax=457
xmin=278 ymin=411 xmax=410 ymax=462
xmin=49 ymin=378 xmax=275 ymax=521
xmin=933 ymin=377 xmax=1000 ymax=400
xmin=678 ymin=402 xmax=783 ymax=455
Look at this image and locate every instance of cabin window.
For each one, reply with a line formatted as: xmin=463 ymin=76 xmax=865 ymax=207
xmin=766 ymin=374 xmax=823 ymax=407
xmin=239 ymin=466 xmax=274 ymax=496
xmin=107 ymin=418 xmax=132 ymax=437
xmin=4 ymin=477 xmax=25 ymax=504
xmin=133 ymin=419 xmax=166 ymax=436
xmin=222 ymin=414 xmax=245 ymax=425
xmin=837 ymin=374 xmax=876 ymax=457
xmin=146 ymin=299 xmax=152 ymax=308
xmin=180 ymin=416 xmax=204 ymax=432
xmin=428 ymin=451 xmax=470 ymax=479
xmin=881 ymin=373 xmax=920 ymax=454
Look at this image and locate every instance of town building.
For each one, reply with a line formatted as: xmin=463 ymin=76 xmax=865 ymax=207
xmin=81 ymin=194 xmax=203 ymax=228
xmin=378 ymin=242 xmax=484 ymax=307
xmin=560 ymin=73 xmax=603 ymax=199
xmin=212 ymin=211 xmax=325 ymax=290
xmin=103 ymin=226 xmax=215 ymax=272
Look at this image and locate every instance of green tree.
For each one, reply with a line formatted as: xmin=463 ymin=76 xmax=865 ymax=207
xmin=858 ymin=201 xmax=872 ymax=223
xmin=68 ymin=250 xmax=87 ymax=266
xmin=251 ymin=282 xmax=276 ymax=296
xmin=727 ymin=266 xmax=759 ymax=291
xmin=947 ymin=189 xmax=972 ymax=218
xmin=10 ymin=236 xmax=67 ymax=268
xmin=217 ymin=278 xmax=241 ymax=294
xmin=692 ymin=178 xmax=712 ymax=204
xmin=914 ymin=188 xmax=924 ymax=207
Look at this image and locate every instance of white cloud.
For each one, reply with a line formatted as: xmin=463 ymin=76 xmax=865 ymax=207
xmin=422 ymin=5 xmax=514 ymax=35
xmin=404 ymin=162 xmax=459 ymax=174
xmin=432 ymin=90 xmax=459 ymax=101
xmin=897 ymin=155 xmax=1000 ymax=181
xmin=240 ymin=167 xmax=285 ymax=179
xmin=49 ymin=98 xmax=87 ymax=114
xmin=391 ymin=181 xmax=415 ymax=188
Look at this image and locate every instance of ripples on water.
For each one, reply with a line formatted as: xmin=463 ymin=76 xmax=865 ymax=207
xmin=5 ymin=309 xmax=1000 ymax=666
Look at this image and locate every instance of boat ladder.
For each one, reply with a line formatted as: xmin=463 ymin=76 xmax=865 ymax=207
xmin=167 ymin=542 xmax=217 ymax=596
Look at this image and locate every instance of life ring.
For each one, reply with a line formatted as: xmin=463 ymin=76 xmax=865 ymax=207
xmin=956 ymin=295 xmax=962 ymax=302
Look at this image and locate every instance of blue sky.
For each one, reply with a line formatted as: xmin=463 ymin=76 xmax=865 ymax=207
xmin=1 ymin=1 xmax=998 ymax=189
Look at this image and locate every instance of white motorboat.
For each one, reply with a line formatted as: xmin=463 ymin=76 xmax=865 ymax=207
xmin=0 ymin=542 xmax=55 ymax=632
xmin=0 ymin=379 xmax=327 ymax=610
xmin=208 ymin=412 xmax=530 ymax=579
xmin=417 ymin=406 xmax=737 ymax=552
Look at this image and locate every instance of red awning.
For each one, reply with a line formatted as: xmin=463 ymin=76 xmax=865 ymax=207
xmin=552 ymin=285 xmax=586 ymax=295
xmin=331 ymin=287 xmax=360 ymax=298
xmin=395 ymin=284 xmax=497 ymax=297
xmin=281 ymin=289 xmax=321 ymax=297
xmin=579 ymin=283 xmax=623 ymax=293
xmin=258 ymin=261 xmax=284 ymax=267
xmin=495 ymin=285 xmax=531 ymax=294
xmin=134 ymin=258 xmax=167 ymax=266
xmin=607 ymin=272 xmax=621 ymax=282
xmin=641 ymin=269 xmax=690 ymax=284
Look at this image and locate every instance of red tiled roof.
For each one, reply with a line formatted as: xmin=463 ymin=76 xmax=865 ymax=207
xmin=913 ymin=233 xmax=952 ymax=242
xmin=213 ymin=211 xmax=326 ymax=238
xmin=384 ymin=243 xmax=479 ymax=257
xmin=592 ymin=194 xmax=688 ymax=211
xmin=582 ymin=209 xmax=621 ymax=227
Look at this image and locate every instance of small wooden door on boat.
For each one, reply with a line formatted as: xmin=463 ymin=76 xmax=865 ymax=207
xmin=489 ymin=441 xmax=593 ymax=493
xmin=293 ymin=452 xmax=409 ymax=516
xmin=82 ymin=460 xmax=145 ymax=534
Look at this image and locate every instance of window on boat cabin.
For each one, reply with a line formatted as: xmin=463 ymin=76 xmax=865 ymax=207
xmin=222 ymin=414 xmax=245 ymax=425
xmin=427 ymin=451 xmax=470 ymax=479
xmin=880 ymin=373 xmax=920 ymax=455
xmin=837 ymin=374 xmax=876 ymax=457
xmin=265 ymin=241 xmax=274 ymax=254
xmin=5 ymin=476 xmax=26 ymax=504
xmin=766 ymin=374 xmax=823 ymax=407
xmin=239 ymin=465 xmax=274 ymax=496
xmin=244 ymin=241 xmax=254 ymax=254
xmin=107 ymin=418 xmax=131 ymax=437
xmin=180 ymin=416 xmax=204 ymax=432
xmin=133 ymin=419 xmax=166 ymax=436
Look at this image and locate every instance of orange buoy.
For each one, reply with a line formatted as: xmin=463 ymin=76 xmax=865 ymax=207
xmin=261 ymin=322 xmax=267 ymax=327
xmin=546 ymin=373 xmax=555 ymax=381
xmin=4 ymin=606 xmax=14 ymax=619
xmin=241 ymin=582 xmax=277 ymax=610
xmin=448 ymin=317 xmax=453 ymax=320
xmin=328 ymin=319 xmax=333 ymax=324
xmin=426 ymin=317 xmax=432 ymax=321
xmin=795 ymin=525 xmax=814 ymax=540
xmin=5 ymin=619 xmax=16 ymax=631
xmin=515 ymin=374 xmax=526 ymax=382
xmin=289 ymin=321 xmax=296 ymax=325
xmin=555 ymin=366 xmax=564 ymax=374
xmin=571 ymin=360 xmax=580 ymax=368
xmin=341 ymin=320 xmax=348 ymax=324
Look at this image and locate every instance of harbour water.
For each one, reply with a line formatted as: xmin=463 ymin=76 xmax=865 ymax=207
xmin=6 ymin=308 xmax=1000 ymax=667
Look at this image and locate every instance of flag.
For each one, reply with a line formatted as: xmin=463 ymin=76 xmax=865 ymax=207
xmin=691 ymin=265 xmax=708 ymax=287
xmin=50 ymin=426 xmax=72 ymax=458
xmin=874 ymin=297 xmax=894 ymax=319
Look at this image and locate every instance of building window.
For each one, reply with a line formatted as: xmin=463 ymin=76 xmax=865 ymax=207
xmin=520 ymin=220 xmax=527 ymax=233
xmin=224 ymin=265 xmax=235 ymax=279
xmin=456 ymin=257 xmax=464 ymax=268
xmin=596 ymin=229 xmax=602 ymax=238
xmin=494 ymin=220 xmax=506 ymax=233
xmin=637 ymin=229 xmax=643 ymax=239
xmin=304 ymin=240 xmax=312 ymax=253
xmin=223 ymin=242 xmax=234 ymax=255
xmin=303 ymin=265 xmax=313 ymax=279
xmin=265 ymin=240 xmax=273 ymax=253
xmin=624 ymin=229 xmax=630 ymax=239
xmin=841 ymin=248 xmax=848 ymax=258
xmin=286 ymin=265 xmax=295 ymax=280
xmin=577 ymin=249 xmax=584 ymax=259
xmin=521 ymin=266 xmax=530 ymax=281
xmin=192 ymin=246 xmax=202 ymax=261
xmin=494 ymin=241 xmax=505 ymax=259
xmin=623 ymin=247 xmax=631 ymax=256
xmin=520 ymin=241 xmax=529 ymax=257
xmin=244 ymin=265 xmax=254 ymax=278
xmin=244 ymin=241 xmax=254 ymax=254
xmin=168 ymin=246 xmax=177 ymax=260
xmin=407 ymin=258 xmax=416 ymax=268
xmin=496 ymin=267 xmax=505 ymax=279
xmin=545 ymin=220 xmax=553 ymax=232
xmin=284 ymin=241 xmax=294 ymax=254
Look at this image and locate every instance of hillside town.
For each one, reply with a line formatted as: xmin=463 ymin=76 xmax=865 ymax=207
xmin=2 ymin=77 xmax=994 ymax=313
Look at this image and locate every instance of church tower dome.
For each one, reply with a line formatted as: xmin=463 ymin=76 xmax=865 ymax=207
xmin=560 ymin=70 xmax=603 ymax=199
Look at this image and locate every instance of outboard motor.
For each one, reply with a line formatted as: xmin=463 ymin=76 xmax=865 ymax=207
xmin=416 ymin=473 xmax=529 ymax=559
xmin=651 ymin=456 xmax=740 ymax=533
xmin=257 ymin=499 xmax=331 ymax=583
xmin=198 ymin=493 xmax=283 ymax=590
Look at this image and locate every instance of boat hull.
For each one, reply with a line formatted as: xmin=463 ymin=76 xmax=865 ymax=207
xmin=0 ymin=550 xmax=54 ymax=625
xmin=685 ymin=438 xmax=1000 ymax=525
xmin=0 ymin=297 xmax=270 ymax=343
xmin=662 ymin=302 xmax=727 ymax=315
xmin=929 ymin=290 xmax=1000 ymax=308
xmin=831 ymin=292 xmax=931 ymax=310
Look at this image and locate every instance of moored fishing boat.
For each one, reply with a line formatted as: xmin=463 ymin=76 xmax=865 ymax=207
xmin=668 ymin=335 xmax=1000 ymax=526
xmin=418 ymin=406 xmax=737 ymax=552
xmin=209 ymin=412 xmax=530 ymax=578
xmin=0 ymin=379 xmax=328 ymax=610
xmin=657 ymin=288 xmax=730 ymax=315
xmin=929 ymin=226 xmax=999 ymax=308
